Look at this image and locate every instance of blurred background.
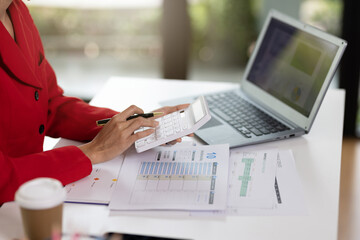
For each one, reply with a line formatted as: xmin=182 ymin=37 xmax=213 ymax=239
xmin=25 ymin=0 xmax=342 ymax=99
xmin=24 ymin=1 xmax=360 ymax=239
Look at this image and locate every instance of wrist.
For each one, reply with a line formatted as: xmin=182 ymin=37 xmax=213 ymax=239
xmin=79 ymin=143 xmax=101 ymax=164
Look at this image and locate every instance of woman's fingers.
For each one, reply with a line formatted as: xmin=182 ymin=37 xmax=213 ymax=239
xmin=125 ymin=117 xmax=158 ymax=136
xmin=153 ymin=104 xmax=194 ymax=145
xmin=130 ymin=128 xmax=155 ymax=142
xmin=173 ymin=103 xmax=190 ymax=111
xmin=114 ymin=105 xmax=145 ymax=121
xmin=106 ymin=112 xmax=159 ymax=144
xmin=168 ymin=138 xmax=182 ymax=145
xmin=153 ymin=104 xmax=190 ymax=118
xmin=82 ymin=104 xmax=195 ymax=165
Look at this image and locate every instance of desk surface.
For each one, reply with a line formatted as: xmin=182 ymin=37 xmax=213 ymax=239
xmin=0 ymin=77 xmax=345 ymax=240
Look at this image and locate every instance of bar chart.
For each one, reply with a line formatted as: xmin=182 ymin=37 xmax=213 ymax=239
xmin=109 ymin=144 xmax=229 ymax=211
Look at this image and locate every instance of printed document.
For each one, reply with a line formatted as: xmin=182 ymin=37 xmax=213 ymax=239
xmin=109 ymin=144 xmax=229 ymax=211
xmin=54 ymin=139 xmax=124 ymax=204
xmin=191 ymin=148 xmax=306 ymax=216
xmin=227 ymin=148 xmax=278 ymax=209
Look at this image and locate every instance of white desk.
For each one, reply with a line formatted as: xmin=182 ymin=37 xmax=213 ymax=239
xmin=0 ymin=77 xmax=345 ymax=240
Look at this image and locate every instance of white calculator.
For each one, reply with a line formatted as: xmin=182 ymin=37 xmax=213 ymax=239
xmin=134 ymin=96 xmax=211 ymax=153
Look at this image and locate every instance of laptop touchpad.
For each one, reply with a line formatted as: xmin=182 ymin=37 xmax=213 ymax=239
xmin=200 ymin=117 xmax=223 ymax=130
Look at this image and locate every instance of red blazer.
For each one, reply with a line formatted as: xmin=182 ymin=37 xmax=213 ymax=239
xmin=0 ymin=0 xmax=117 ymax=203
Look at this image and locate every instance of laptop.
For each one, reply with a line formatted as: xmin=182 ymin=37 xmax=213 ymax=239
xmin=161 ymin=9 xmax=347 ymax=148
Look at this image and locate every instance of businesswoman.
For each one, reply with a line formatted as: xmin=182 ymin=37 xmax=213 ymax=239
xmin=0 ymin=0 xmax=187 ymax=204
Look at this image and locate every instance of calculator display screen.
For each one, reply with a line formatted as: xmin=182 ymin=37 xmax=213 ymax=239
xmin=192 ymin=98 xmax=205 ymax=122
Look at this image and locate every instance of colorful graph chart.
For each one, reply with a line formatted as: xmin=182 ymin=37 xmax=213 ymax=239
xmin=131 ymin=158 xmax=218 ymax=205
xmin=239 ymin=158 xmax=254 ymax=197
xmin=228 ymin=150 xmax=278 ymax=209
xmin=109 ymin=144 xmax=229 ymax=211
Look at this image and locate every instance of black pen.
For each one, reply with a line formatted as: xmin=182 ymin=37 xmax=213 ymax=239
xmin=96 ymin=112 xmax=164 ymax=126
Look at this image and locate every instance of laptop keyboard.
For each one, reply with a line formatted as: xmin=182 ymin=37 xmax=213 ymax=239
xmin=205 ymin=92 xmax=290 ymax=138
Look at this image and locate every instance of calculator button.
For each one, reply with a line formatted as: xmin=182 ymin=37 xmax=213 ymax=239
xmin=174 ymin=126 xmax=181 ymax=133
xmin=146 ymin=136 xmax=156 ymax=143
xmin=156 ymin=129 xmax=164 ymax=136
xmin=181 ymin=121 xmax=188 ymax=130
xmin=156 ymin=133 xmax=165 ymax=139
xmin=135 ymin=110 xmax=191 ymax=151
xmin=166 ymin=129 xmax=174 ymax=136
xmin=135 ymin=140 xmax=145 ymax=147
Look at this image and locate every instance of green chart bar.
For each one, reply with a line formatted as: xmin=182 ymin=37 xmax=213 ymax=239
xmin=238 ymin=158 xmax=254 ymax=197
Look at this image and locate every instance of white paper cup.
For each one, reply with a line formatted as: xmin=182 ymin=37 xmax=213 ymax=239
xmin=15 ymin=178 xmax=66 ymax=240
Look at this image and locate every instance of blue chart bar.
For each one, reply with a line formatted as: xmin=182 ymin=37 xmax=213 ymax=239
xmin=176 ymin=163 xmax=180 ymax=175
xmin=172 ymin=163 xmax=176 ymax=175
xmin=153 ymin=162 xmax=159 ymax=174
xmin=181 ymin=163 xmax=185 ymax=175
xmin=150 ymin=162 xmax=155 ymax=174
xmin=159 ymin=162 xmax=164 ymax=175
xmin=155 ymin=162 xmax=161 ymax=174
xmin=165 ymin=162 xmax=170 ymax=175
xmin=140 ymin=160 xmax=217 ymax=177
xmin=145 ymin=162 xmax=150 ymax=174
xmin=140 ymin=162 xmax=145 ymax=174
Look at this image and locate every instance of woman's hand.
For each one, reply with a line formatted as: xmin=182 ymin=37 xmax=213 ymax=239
xmin=153 ymin=103 xmax=189 ymax=118
xmin=152 ymin=104 xmax=194 ymax=145
xmin=79 ymin=105 xmax=158 ymax=164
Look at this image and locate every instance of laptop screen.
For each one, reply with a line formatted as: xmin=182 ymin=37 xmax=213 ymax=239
xmin=247 ymin=18 xmax=339 ymax=117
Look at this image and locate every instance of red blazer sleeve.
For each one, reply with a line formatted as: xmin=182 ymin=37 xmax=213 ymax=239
xmin=0 ymin=146 xmax=92 ymax=204
xmin=0 ymin=0 xmax=119 ymax=204
xmin=45 ymin=59 xmax=118 ymax=141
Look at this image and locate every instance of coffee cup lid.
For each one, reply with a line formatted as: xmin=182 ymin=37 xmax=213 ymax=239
xmin=15 ymin=178 xmax=66 ymax=210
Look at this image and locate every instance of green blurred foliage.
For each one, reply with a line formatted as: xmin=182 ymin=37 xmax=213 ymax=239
xmin=28 ymin=0 xmax=341 ymax=66
xmin=29 ymin=2 xmax=257 ymax=66
xmin=28 ymin=6 xmax=161 ymax=55
xmin=190 ymin=0 xmax=257 ymax=66
xmin=305 ymin=0 xmax=342 ymax=36
xmin=29 ymin=7 xmax=161 ymax=36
